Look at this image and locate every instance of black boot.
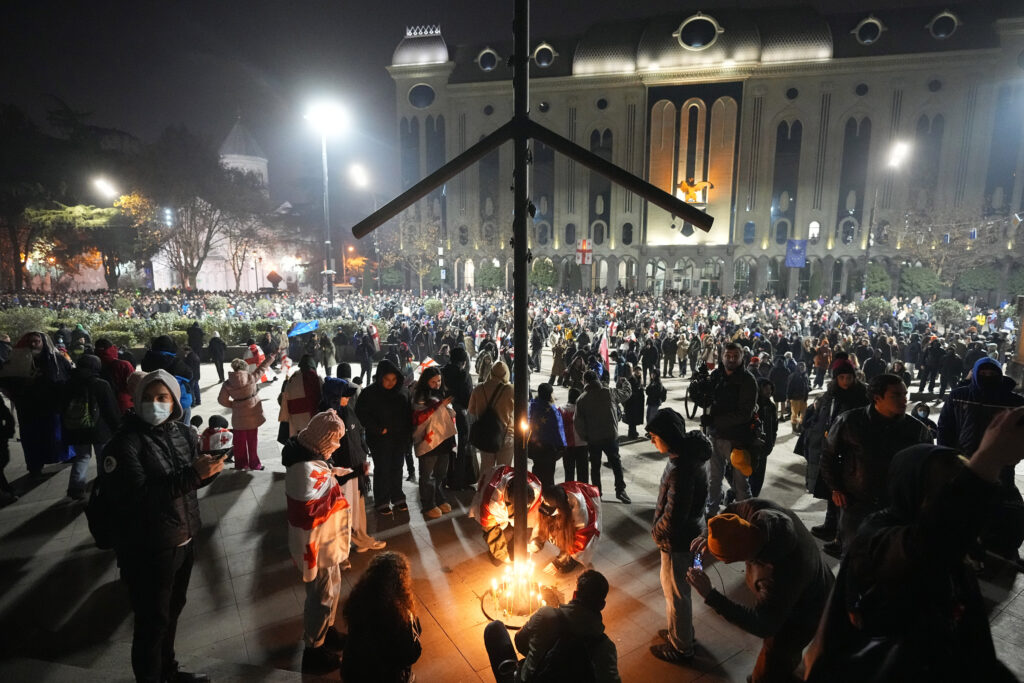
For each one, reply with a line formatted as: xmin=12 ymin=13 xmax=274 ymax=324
xmin=811 ymin=499 xmax=839 ymax=540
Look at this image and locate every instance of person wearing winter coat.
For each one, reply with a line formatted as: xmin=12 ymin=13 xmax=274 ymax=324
xmin=786 ymin=362 xmax=810 ymax=431
xmin=440 ymin=346 xmax=476 ymax=489
xmin=535 ymin=481 xmax=602 ymax=574
xmin=185 ymin=322 xmax=204 ymax=360
xmin=60 ymin=353 xmax=121 ymax=500
xmin=622 ymin=364 xmax=645 ymax=439
xmin=355 ymin=359 xmax=413 ymax=516
xmin=140 ymin=335 xmax=194 ymax=425
xmin=645 ymin=369 xmax=667 ymax=424
xmin=95 ymin=338 xmax=136 ymax=414
xmin=687 ymin=499 xmax=834 ymax=683
xmin=282 ymin=410 xmax=353 ymax=674
xmin=768 ymin=358 xmax=791 ymax=419
xmin=468 ymin=360 xmax=516 ymax=475
xmin=548 ymin=339 xmax=567 ymax=386
xmin=527 ymin=383 xmax=566 ymax=489
xmin=661 ymin=334 xmax=678 ymax=378
xmin=278 ymin=355 xmax=324 ymax=437
xmin=218 ymin=354 xmax=274 ymax=470
xmin=411 ymin=367 xmax=455 ymax=518
xmin=469 ymin=465 xmax=542 ymax=563
xmin=182 ymin=346 xmax=201 ymax=406
xmin=804 ymin=411 xmax=1024 ymax=683
xmin=575 ymin=371 xmax=633 ymax=504
xmin=640 ymin=339 xmax=661 ymax=384
xmin=207 ymin=331 xmax=226 ymax=383
xmin=646 ymin=408 xmax=711 ymax=664
xmin=750 ymin=379 xmax=779 ymax=498
xmin=559 ymin=388 xmax=590 ymax=484
xmin=101 ymin=369 xmax=224 ymax=683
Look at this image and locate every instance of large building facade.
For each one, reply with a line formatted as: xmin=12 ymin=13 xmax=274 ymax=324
xmin=388 ymin=4 xmax=1024 ymax=298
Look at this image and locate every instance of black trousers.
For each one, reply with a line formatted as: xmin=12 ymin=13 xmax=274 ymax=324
xmin=483 ymin=620 xmax=518 ymax=683
xmin=530 ymin=444 xmax=562 ymax=489
xmin=211 ymin=356 xmax=224 ymax=382
xmin=119 ymin=542 xmax=194 ymax=683
xmin=562 ymin=445 xmax=590 ymax=484
xmin=446 ymin=407 xmax=475 ymax=488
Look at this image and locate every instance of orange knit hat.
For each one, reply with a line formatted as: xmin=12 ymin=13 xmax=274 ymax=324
xmin=707 ymin=513 xmax=766 ymax=563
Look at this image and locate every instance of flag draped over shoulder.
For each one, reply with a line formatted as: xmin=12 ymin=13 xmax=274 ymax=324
xmin=286 ymin=460 xmax=351 ymax=582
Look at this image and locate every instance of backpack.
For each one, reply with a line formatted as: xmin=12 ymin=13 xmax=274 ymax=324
xmin=469 ymin=384 xmax=507 ymax=453
xmin=63 ymin=383 xmax=99 ymax=432
xmin=85 ymin=470 xmax=117 ymax=550
xmin=532 ymin=610 xmax=598 ymax=683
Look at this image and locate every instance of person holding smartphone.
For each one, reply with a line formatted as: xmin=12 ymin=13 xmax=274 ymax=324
xmin=646 ymin=407 xmax=712 ymax=665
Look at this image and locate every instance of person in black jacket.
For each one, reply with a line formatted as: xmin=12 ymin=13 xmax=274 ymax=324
xmin=646 ymin=408 xmax=711 ymax=664
xmin=749 ymin=378 xmax=779 ymax=498
xmin=185 ymin=322 xmax=204 ymax=361
xmin=939 ymin=346 xmax=964 ymax=397
xmin=441 ymin=346 xmax=475 ymax=489
xmin=60 ymin=354 xmax=121 ymax=500
xmin=140 ymin=335 xmax=194 ymax=424
xmin=101 ymin=369 xmax=224 ymax=683
xmin=207 ymin=332 xmax=226 ymax=383
xmin=355 ymin=359 xmax=413 ymax=516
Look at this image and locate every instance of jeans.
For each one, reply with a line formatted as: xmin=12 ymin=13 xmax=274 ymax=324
xmin=190 ymin=379 xmax=201 ymax=405
xmin=706 ymin=436 xmax=751 ymax=517
xmin=660 ymin=549 xmax=695 ymax=654
xmin=483 ymin=620 xmax=518 ymax=683
xmin=587 ymin=439 xmax=626 ymax=495
xmin=418 ymin=449 xmax=450 ymax=511
xmin=562 ymin=445 xmax=589 ymax=484
xmin=232 ymin=428 xmax=261 ymax=469
xmin=370 ymin=444 xmax=407 ymax=509
xmin=68 ymin=441 xmax=107 ymax=496
xmin=119 ymin=542 xmax=194 ymax=683
xmin=359 ymin=361 xmax=373 ymax=386
xmin=478 ymin=434 xmax=514 ymax=481
xmin=303 ymin=564 xmax=342 ymax=648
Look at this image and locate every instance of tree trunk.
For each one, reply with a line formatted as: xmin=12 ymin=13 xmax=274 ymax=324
xmin=102 ymin=253 xmax=121 ymax=290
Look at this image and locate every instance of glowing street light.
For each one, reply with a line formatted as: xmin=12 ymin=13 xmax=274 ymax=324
xmin=888 ymin=141 xmax=911 ymax=169
xmin=304 ymin=100 xmax=350 ymax=305
xmin=93 ymin=177 xmax=119 ymax=201
xmin=863 ymin=140 xmax=912 ymax=295
xmin=349 ymin=163 xmax=370 ymax=189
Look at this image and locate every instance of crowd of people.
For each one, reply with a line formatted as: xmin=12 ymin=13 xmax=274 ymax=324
xmin=0 ymin=285 xmax=1022 ymax=682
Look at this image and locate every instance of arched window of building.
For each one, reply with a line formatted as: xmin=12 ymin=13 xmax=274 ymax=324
xmin=622 ymin=223 xmax=633 ymax=245
xmin=565 ymin=223 xmax=577 ymax=246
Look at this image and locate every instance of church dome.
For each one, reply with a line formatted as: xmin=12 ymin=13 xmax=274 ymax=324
xmin=392 ymin=25 xmax=449 ymax=66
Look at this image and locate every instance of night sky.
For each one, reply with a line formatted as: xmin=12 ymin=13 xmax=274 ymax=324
xmin=2 ymin=0 xmax=970 ymax=224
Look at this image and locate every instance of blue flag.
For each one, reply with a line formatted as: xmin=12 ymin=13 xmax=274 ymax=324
xmin=288 ymin=320 xmax=320 ymax=337
xmin=785 ymin=239 xmax=807 ymax=268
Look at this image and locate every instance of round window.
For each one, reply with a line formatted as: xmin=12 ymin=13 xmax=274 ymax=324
xmin=533 ymin=44 xmax=556 ymax=68
xmin=673 ymin=13 xmax=723 ymax=51
xmin=483 ymin=105 xmax=494 ymax=116
xmin=928 ymin=12 xmax=958 ymax=40
xmin=538 ymin=101 xmax=550 ymax=113
xmin=853 ymin=16 xmax=885 ymax=46
xmin=478 ymin=49 xmax=499 ymax=72
xmin=927 ymin=79 xmax=942 ymax=92
xmin=596 ymin=98 xmax=608 ymax=110
xmin=855 ymin=83 xmax=869 ymax=96
xmin=408 ymin=84 xmax=435 ymax=109
xmin=785 ymin=88 xmax=799 ymax=100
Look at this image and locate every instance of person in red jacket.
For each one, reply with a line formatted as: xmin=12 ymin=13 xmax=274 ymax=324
xmin=535 ymin=481 xmax=602 ymax=574
xmin=95 ymin=338 xmax=135 ymax=414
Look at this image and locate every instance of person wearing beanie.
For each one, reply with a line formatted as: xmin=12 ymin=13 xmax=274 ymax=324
xmin=441 ymin=345 xmax=476 ymax=490
xmin=355 ymin=359 xmax=413 ymax=516
xmin=821 ymin=373 xmax=931 ymax=553
xmin=282 ymin=410 xmax=353 ymax=673
xmin=575 ymin=369 xmax=633 ymax=503
xmin=646 ymin=408 xmax=712 ymax=664
xmin=527 ymin=383 xmax=566 ymax=488
xmin=801 ymin=357 xmax=869 ymax=556
xmin=687 ymin=499 xmax=834 ymax=683
xmin=468 ymin=359 xmax=515 ymax=478
xmin=60 ymin=352 xmax=121 ymax=500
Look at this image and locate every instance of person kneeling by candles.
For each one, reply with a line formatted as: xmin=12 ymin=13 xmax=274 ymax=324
xmin=470 ymin=465 xmax=543 ymax=564
xmin=535 ymin=482 xmax=602 ymax=575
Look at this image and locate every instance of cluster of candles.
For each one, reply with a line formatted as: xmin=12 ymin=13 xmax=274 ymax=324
xmin=491 ymin=559 xmax=546 ymax=617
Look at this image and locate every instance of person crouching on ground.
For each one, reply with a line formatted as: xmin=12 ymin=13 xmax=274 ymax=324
xmin=646 ymin=407 xmax=711 ymax=665
xmin=411 ymin=366 xmax=455 ymax=519
xmin=687 ymin=499 xmax=834 ymax=683
xmin=283 ymin=410 xmax=352 ymax=673
xmin=535 ymin=481 xmax=602 ymax=575
xmin=469 ymin=465 xmax=542 ymax=564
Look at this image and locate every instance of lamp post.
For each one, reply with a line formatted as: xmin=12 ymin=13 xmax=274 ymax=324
xmin=305 ymin=101 xmax=349 ymax=306
xmin=863 ymin=141 xmax=910 ymax=297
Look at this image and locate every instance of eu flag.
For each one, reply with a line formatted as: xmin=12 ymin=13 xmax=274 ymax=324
xmin=785 ymin=239 xmax=807 ymax=268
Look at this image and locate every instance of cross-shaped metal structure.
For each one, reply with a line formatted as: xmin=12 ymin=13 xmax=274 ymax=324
xmin=352 ymin=0 xmax=714 ymax=562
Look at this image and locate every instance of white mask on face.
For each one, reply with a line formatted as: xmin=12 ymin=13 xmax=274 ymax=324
xmin=139 ymin=401 xmax=173 ymax=425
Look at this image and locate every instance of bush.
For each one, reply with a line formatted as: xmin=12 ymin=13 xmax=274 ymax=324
xmin=864 ymin=264 xmax=891 ymax=297
xmin=206 ymin=295 xmax=228 ymax=311
xmin=931 ymin=298 xmax=966 ymax=333
xmin=93 ymin=329 xmax=138 ymax=348
xmin=0 ymin=308 xmax=58 ymax=340
xmin=475 ymin=262 xmax=506 ymax=289
xmin=532 ymin=259 xmax=557 ymax=289
xmin=857 ymin=296 xmax=891 ymax=324
xmin=899 ymin=266 xmax=942 ymax=299
xmin=112 ymin=296 xmax=132 ymax=313
xmin=254 ymin=299 xmax=275 ymax=316
xmin=956 ymin=266 xmax=1001 ymax=301
xmin=423 ymin=298 xmax=444 ymax=317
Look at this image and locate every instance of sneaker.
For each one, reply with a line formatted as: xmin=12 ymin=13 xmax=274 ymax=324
xmin=323 ymin=626 xmax=347 ymax=651
xmin=395 ymin=501 xmax=409 ymax=513
xmin=424 ymin=507 xmax=442 ymax=519
xmin=302 ymin=644 xmax=341 ymax=674
xmin=650 ymin=643 xmax=695 ymax=663
xmin=810 ymin=524 xmax=836 ymax=541
xmin=438 ymin=502 xmax=452 ymax=514
xmin=823 ymin=539 xmax=843 ymax=558
xmin=377 ymin=505 xmax=393 ymax=517
xmin=355 ymin=539 xmax=387 ymax=552
xmin=615 ymin=490 xmax=632 ymax=504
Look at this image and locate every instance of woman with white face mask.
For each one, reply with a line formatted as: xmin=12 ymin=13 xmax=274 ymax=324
xmin=99 ymin=369 xmax=224 ymax=683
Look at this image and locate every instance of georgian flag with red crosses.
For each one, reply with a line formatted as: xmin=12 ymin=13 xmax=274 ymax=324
xmin=286 ymin=460 xmax=352 ymax=582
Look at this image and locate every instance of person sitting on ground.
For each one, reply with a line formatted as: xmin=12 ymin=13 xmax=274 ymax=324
xmin=687 ymin=498 xmax=834 ymax=683
xmin=804 ymin=408 xmax=1024 ymax=683
xmin=535 ymin=481 xmax=602 ymax=575
xmin=483 ymin=569 xmax=621 ymax=683
xmin=341 ymin=551 xmax=422 ymax=683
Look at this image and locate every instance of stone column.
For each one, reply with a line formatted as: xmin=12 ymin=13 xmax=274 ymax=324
xmin=1007 ymin=295 xmax=1024 ymax=386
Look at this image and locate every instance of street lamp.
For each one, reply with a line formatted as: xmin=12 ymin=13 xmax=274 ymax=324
xmin=863 ymin=140 xmax=911 ymax=296
xmin=349 ymin=163 xmax=382 ymax=290
xmin=93 ymin=177 xmax=119 ymax=201
xmin=305 ymin=100 xmax=350 ymax=305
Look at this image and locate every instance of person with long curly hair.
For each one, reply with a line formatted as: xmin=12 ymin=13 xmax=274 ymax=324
xmin=341 ymin=551 xmax=422 ymax=682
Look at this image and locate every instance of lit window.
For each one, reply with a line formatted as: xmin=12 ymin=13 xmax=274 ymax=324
xmin=808 ymin=221 xmax=821 ymax=244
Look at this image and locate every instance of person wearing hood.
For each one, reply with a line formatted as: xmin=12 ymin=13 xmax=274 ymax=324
xmin=218 ymin=353 xmax=275 ymax=471
xmin=527 ymin=383 xmax=566 ymax=489
xmin=911 ymin=401 xmax=938 ymax=440
xmin=278 ymin=354 xmax=324 ymax=437
xmin=60 ymin=353 xmax=121 ymax=500
xmin=355 ymin=359 xmax=413 ymax=516
xmin=804 ymin=409 xmax=1024 ymax=683
xmin=411 ymin=367 xmax=456 ymax=519
xmin=100 ymin=369 xmax=224 ymax=683
xmin=484 ymin=569 xmax=621 ymax=683
xmin=469 ymin=360 xmax=516 ymax=475
xmin=281 ymin=410 xmax=352 ymax=673
xmin=0 ymin=331 xmax=74 ymax=474
xmin=646 ymin=408 xmax=711 ymax=664
xmin=140 ymin=335 xmax=194 ymax=425
xmin=687 ymin=498 xmax=834 ymax=683
xmin=95 ymin=338 xmax=136 ymax=414
xmin=768 ymin=357 xmax=791 ymax=419
xmin=441 ymin=346 xmax=476 ymax=489
xmin=207 ymin=331 xmax=226 ymax=383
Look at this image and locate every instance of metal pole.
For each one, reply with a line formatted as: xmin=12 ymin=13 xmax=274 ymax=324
xmin=511 ymin=0 xmax=530 ymax=565
xmin=863 ymin=183 xmax=879 ymax=298
xmin=321 ymin=134 xmax=335 ymax=305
